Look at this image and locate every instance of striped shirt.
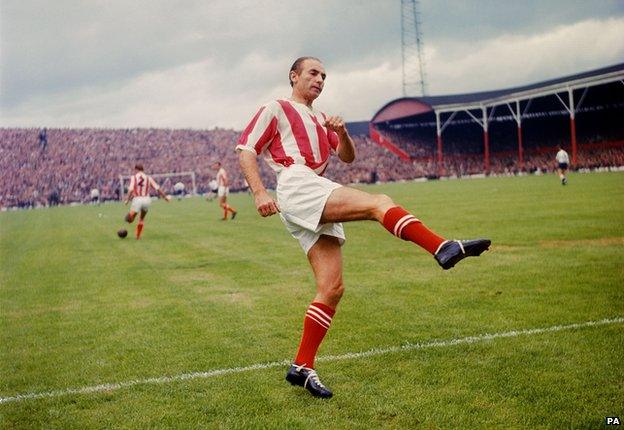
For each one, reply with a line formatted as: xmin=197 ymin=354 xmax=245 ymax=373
xmin=128 ymin=171 xmax=160 ymax=197
xmin=236 ymin=99 xmax=340 ymax=175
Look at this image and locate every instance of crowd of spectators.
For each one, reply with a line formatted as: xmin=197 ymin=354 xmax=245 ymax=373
xmin=0 ymin=127 xmax=258 ymax=208
xmin=1 ymin=126 xmax=623 ymax=210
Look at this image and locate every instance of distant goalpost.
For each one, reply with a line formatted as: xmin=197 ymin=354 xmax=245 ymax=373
xmin=118 ymin=171 xmax=197 ymax=201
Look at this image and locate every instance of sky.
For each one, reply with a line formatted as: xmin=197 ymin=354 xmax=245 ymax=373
xmin=1 ymin=0 xmax=623 ymax=130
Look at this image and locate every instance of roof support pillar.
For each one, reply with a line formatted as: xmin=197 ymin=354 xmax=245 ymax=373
xmin=435 ymin=111 xmax=443 ymax=176
xmin=506 ymin=100 xmax=524 ymax=170
xmin=463 ymin=107 xmax=490 ymax=174
xmin=568 ymin=89 xmax=578 ymax=165
xmin=516 ymin=100 xmax=524 ymax=171
xmin=555 ymin=88 xmax=579 ymax=165
xmin=435 ymin=110 xmax=460 ymax=177
xmin=482 ymin=106 xmax=490 ymax=174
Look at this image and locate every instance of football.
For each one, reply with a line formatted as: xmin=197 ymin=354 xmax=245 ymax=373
xmin=117 ymin=229 xmax=128 ymax=238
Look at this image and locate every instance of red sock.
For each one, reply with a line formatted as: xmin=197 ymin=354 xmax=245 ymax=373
xmin=223 ymin=207 xmax=228 ymax=219
xmin=227 ymin=205 xmax=236 ymax=214
xmin=294 ymin=302 xmax=335 ymax=369
xmin=382 ymin=206 xmax=445 ymax=254
xmin=136 ymin=221 xmax=144 ymax=239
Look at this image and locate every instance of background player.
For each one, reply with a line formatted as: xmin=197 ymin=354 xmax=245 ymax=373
xmin=205 ymin=179 xmax=218 ymax=202
xmin=90 ymin=187 xmax=100 ymax=205
xmin=555 ymin=145 xmax=570 ymax=185
xmin=212 ymin=161 xmax=237 ymax=220
xmin=237 ymin=56 xmax=490 ymax=399
xmin=173 ymin=181 xmax=186 ymax=200
xmin=123 ymin=163 xmax=170 ymax=239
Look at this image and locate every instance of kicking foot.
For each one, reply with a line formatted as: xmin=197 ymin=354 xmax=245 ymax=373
xmin=285 ymin=364 xmax=333 ymax=398
xmin=231 ymin=211 xmax=237 ymax=220
xmin=434 ymin=239 xmax=491 ymax=270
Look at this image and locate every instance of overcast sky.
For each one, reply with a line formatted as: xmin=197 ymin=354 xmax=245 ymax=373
xmin=1 ymin=0 xmax=623 ymax=129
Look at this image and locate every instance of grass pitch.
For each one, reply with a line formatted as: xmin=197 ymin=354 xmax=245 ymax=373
xmin=1 ymin=172 xmax=623 ymax=429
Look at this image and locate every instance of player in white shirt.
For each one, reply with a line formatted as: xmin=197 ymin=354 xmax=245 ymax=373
xmin=173 ymin=181 xmax=186 ymax=200
xmin=123 ymin=163 xmax=170 ymax=239
xmin=212 ymin=161 xmax=237 ymax=220
xmin=90 ymin=188 xmax=100 ymax=205
xmin=555 ymin=145 xmax=570 ymax=185
xmin=205 ymin=179 xmax=218 ymax=202
xmin=237 ymin=57 xmax=490 ymax=398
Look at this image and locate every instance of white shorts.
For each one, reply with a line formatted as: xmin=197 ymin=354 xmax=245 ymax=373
xmin=276 ymin=164 xmax=345 ymax=254
xmin=218 ymin=186 xmax=229 ymax=197
xmin=130 ymin=196 xmax=151 ymax=213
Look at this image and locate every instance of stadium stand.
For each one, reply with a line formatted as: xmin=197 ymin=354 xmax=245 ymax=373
xmin=370 ymin=62 xmax=624 ymax=176
xmin=2 ymin=125 xmax=623 ymax=210
xmin=0 ymin=128 xmax=420 ymax=208
xmin=1 ymin=63 xmax=623 ymax=210
xmin=1 ymin=128 xmax=255 ymax=208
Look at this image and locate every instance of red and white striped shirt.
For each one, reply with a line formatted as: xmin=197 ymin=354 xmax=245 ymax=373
xmin=128 ymin=171 xmax=160 ymax=197
xmin=236 ymin=99 xmax=340 ymax=175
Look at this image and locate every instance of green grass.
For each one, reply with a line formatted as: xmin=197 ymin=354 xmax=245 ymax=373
xmin=1 ymin=172 xmax=623 ymax=429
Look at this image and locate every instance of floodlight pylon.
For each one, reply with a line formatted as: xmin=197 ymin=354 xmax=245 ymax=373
xmin=401 ymin=0 xmax=428 ymax=97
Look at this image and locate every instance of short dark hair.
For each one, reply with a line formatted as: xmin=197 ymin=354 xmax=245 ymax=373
xmin=135 ymin=163 xmax=144 ymax=171
xmin=289 ymin=56 xmax=321 ymax=87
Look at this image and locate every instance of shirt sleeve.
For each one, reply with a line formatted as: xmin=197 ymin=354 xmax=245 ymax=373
xmin=148 ymin=176 xmax=160 ymax=191
xmin=236 ymin=103 xmax=278 ymax=155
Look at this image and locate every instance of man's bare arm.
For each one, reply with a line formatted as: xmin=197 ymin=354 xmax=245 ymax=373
xmin=238 ymin=150 xmax=280 ymax=217
xmin=157 ymin=188 xmax=171 ymax=202
xmin=124 ymin=189 xmax=134 ymax=205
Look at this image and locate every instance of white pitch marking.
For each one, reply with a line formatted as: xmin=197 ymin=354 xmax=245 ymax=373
xmin=1 ymin=317 xmax=622 ymax=405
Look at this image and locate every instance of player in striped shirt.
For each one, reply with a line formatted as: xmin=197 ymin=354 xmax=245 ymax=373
xmin=123 ymin=163 xmax=170 ymax=239
xmin=212 ymin=161 xmax=237 ymax=220
xmin=237 ymin=57 xmax=490 ymax=398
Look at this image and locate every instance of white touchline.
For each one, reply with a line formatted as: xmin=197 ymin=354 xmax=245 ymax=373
xmin=1 ymin=316 xmax=622 ymax=405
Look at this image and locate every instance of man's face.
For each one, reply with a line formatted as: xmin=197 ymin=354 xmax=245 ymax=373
xmin=291 ymin=59 xmax=326 ymax=101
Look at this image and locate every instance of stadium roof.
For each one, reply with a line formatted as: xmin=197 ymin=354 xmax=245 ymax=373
xmin=372 ymin=62 xmax=624 ymax=124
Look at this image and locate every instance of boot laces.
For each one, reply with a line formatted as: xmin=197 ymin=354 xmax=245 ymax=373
xmin=304 ymin=370 xmax=326 ymax=389
xmin=295 ymin=365 xmax=326 ymax=389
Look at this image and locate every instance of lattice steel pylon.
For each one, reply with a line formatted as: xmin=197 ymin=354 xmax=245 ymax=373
xmin=401 ymin=0 xmax=428 ymax=97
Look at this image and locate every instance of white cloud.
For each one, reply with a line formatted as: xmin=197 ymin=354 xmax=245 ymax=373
xmin=1 ymin=54 xmax=401 ymax=129
xmin=318 ymin=62 xmax=403 ymax=121
xmin=427 ymin=17 xmax=624 ymax=94
xmin=2 ymin=14 xmax=622 ymax=129
xmin=1 ymin=54 xmax=290 ymax=129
